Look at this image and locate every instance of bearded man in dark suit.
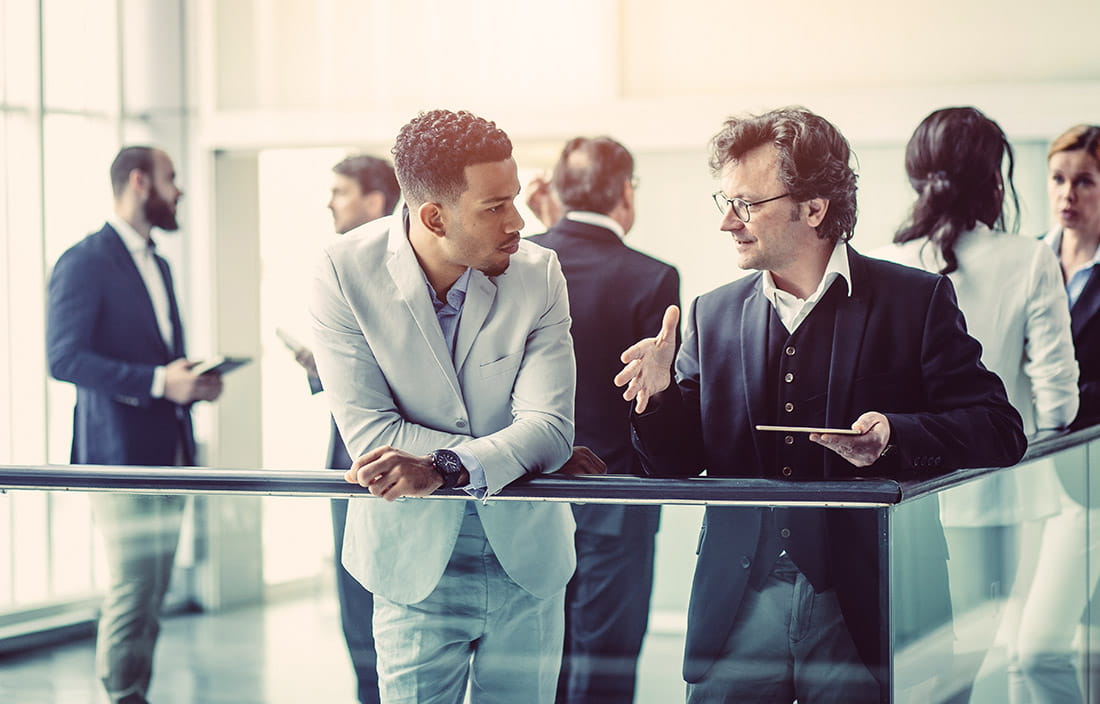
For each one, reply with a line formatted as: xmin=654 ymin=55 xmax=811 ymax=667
xmin=47 ymin=146 xmax=223 ymax=704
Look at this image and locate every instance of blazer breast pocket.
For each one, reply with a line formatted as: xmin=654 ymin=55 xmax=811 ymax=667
xmin=479 ymin=351 xmax=523 ymax=380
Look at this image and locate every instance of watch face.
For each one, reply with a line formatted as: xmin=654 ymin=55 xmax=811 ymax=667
xmin=432 ymin=450 xmax=464 ymax=489
xmin=434 ymin=450 xmax=462 ymax=474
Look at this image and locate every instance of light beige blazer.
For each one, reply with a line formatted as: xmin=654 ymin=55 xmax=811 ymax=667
xmin=310 ymin=215 xmax=577 ymax=603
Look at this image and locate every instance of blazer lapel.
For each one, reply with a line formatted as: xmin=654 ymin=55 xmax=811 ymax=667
xmin=454 ymin=272 xmax=496 ymax=376
xmin=826 ymin=249 xmax=870 ymax=429
xmin=385 ymin=221 xmax=463 ymax=400
xmin=741 ymin=282 xmax=771 ymax=463
xmin=1071 ymin=267 xmax=1100 ymax=339
xmin=103 ymin=226 xmax=171 ymax=360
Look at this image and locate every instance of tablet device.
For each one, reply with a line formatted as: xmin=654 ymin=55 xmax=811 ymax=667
xmin=755 ymin=424 xmax=863 ymax=436
xmin=192 ymin=356 xmax=251 ymax=376
xmin=275 ymin=327 xmax=304 ymax=354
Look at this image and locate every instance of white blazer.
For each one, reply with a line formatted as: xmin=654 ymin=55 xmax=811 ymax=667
xmin=309 ymin=215 xmax=577 ymax=604
xmin=874 ymin=225 xmax=1079 ymax=525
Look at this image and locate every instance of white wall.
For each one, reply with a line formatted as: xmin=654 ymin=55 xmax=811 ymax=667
xmin=190 ymin=0 xmax=1100 ymax=310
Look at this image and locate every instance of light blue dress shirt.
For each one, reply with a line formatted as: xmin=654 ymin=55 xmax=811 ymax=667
xmin=1046 ymin=228 xmax=1100 ymax=308
xmin=423 ymin=269 xmax=489 ymax=500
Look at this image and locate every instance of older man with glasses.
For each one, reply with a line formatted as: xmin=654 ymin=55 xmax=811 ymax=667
xmin=615 ymin=107 xmax=1026 ymax=703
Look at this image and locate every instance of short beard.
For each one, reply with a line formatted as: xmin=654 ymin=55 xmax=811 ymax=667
xmin=145 ymin=191 xmax=179 ymax=231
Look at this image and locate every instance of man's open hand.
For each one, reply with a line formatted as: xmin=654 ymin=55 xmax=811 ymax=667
xmin=614 ymin=305 xmax=679 ymax=413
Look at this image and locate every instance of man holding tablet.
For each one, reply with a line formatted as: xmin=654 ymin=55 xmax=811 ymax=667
xmin=615 ymin=107 xmax=1026 ymax=703
xmin=47 ymin=146 xmax=223 ymax=704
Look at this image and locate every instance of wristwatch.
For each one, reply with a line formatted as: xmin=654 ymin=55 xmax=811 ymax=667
xmin=431 ymin=449 xmax=465 ymax=489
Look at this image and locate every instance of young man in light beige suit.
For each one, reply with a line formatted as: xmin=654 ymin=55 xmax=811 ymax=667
xmin=310 ymin=109 xmax=597 ymax=703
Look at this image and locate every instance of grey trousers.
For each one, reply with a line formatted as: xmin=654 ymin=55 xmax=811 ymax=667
xmin=91 ymin=493 xmax=186 ymax=704
xmin=686 ymin=555 xmax=880 ymax=704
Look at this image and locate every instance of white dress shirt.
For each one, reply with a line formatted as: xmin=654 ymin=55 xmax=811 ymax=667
xmin=108 ymin=215 xmax=172 ymax=397
xmin=564 ymin=210 xmax=626 ymax=239
xmin=762 ymin=241 xmax=853 ymax=333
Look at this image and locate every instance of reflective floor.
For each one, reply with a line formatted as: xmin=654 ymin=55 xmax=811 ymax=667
xmin=0 ymin=590 xmax=687 ymax=704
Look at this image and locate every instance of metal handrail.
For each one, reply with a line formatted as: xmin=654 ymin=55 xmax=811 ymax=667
xmin=2 ymin=424 xmax=1096 ymax=508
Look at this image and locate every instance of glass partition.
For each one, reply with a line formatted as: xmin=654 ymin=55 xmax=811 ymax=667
xmin=890 ymin=437 xmax=1100 ymax=703
xmin=3 ymin=432 xmax=1099 ymax=704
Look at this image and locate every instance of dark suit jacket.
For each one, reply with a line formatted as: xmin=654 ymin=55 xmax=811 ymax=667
xmin=47 ymin=223 xmax=194 ymax=466
xmin=1070 ymin=265 xmax=1100 ymax=429
xmin=529 ymin=218 xmax=679 ymax=536
xmin=632 ymin=247 xmax=1026 ymax=683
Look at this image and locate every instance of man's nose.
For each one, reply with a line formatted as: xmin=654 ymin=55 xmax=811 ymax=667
xmin=721 ymin=210 xmax=745 ymax=231
xmin=507 ymin=203 xmax=525 ymax=233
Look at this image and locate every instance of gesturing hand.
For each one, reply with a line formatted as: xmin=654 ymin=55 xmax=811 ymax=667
xmin=344 ymin=446 xmax=443 ymax=501
xmin=810 ymin=412 xmax=892 ymax=468
xmin=614 ymin=305 xmax=679 ymax=413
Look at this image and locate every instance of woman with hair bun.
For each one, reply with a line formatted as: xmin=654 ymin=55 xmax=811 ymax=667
xmin=875 ymin=106 xmax=1080 ymax=703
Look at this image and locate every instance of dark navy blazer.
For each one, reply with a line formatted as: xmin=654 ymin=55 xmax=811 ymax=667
xmin=529 ymin=218 xmax=679 ymax=536
xmin=632 ymin=247 xmax=1027 ymax=684
xmin=1070 ymin=265 xmax=1100 ymax=429
xmin=47 ymin=223 xmax=194 ymax=466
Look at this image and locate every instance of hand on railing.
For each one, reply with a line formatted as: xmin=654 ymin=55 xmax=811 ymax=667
xmin=556 ymin=446 xmax=607 ymax=475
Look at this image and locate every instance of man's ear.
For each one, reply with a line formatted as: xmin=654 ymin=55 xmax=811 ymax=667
xmin=805 ymin=197 xmax=830 ymax=228
xmin=621 ymin=178 xmax=634 ymax=210
xmin=129 ymin=168 xmax=150 ymax=197
xmin=364 ymin=191 xmax=387 ymax=221
xmin=417 ymin=201 xmax=447 ymax=238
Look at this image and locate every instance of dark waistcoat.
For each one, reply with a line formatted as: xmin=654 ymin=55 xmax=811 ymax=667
xmin=751 ymin=279 xmax=845 ymax=591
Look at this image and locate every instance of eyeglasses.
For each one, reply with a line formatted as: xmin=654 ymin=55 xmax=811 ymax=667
xmin=711 ymin=191 xmax=790 ymax=222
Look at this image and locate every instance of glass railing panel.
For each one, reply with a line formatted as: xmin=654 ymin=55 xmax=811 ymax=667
xmin=0 ymin=486 xmax=700 ymax=704
xmin=892 ymin=445 xmax=1093 ymax=704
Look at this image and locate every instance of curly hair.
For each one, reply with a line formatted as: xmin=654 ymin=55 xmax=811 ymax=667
xmin=893 ymin=107 xmax=1019 ymax=275
xmin=709 ymin=107 xmax=858 ymax=243
xmin=332 ymin=154 xmax=401 ymax=215
xmin=392 ymin=110 xmax=513 ymax=206
xmin=551 ymin=136 xmax=634 ymax=215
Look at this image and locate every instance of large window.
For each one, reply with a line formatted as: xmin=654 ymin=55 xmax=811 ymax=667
xmin=0 ymin=0 xmax=190 ymax=619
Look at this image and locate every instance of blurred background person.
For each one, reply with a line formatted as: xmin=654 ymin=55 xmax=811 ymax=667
xmin=1001 ymin=124 xmax=1100 ymax=704
xmin=529 ymin=136 xmax=680 ymax=704
xmin=285 ymin=153 xmax=400 ymax=704
xmin=1046 ymin=125 xmax=1100 ymax=430
xmin=526 ymin=172 xmax=564 ymax=230
xmin=46 ymin=146 xmax=224 ymax=704
xmin=874 ymin=107 xmax=1080 ymax=703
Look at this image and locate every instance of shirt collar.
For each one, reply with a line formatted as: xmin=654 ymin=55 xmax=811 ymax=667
xmin=564 ymin=211 xmax=626 ymax=239
xmin=108 ymin=214 xmax=154 ymax=255
xmin=1046 ymin=227 xmax=1100 ymax=267
xmin=761 ymin=240 xmax=853 ymax=301
xmin=425 ymin=267 xmax=472 ymax=311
